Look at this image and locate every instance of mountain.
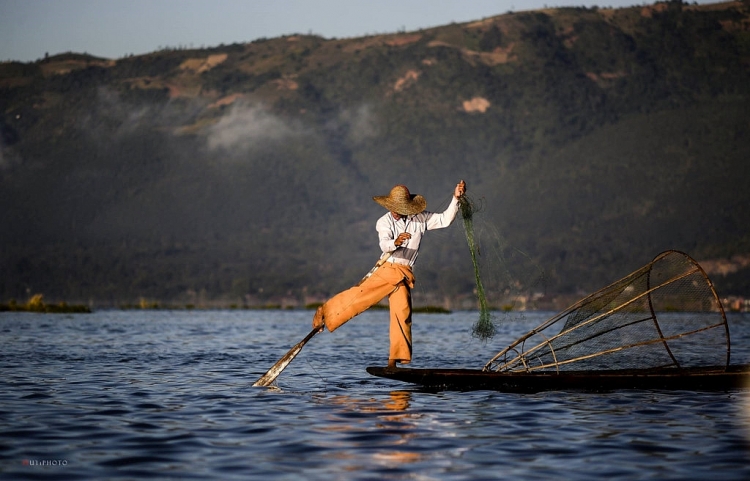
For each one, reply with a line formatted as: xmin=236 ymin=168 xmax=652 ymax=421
xmin=1 ymin=0 xmax=749 ymax=309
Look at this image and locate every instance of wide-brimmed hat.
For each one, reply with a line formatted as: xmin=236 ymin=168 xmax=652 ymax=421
xmin=373 ymin=185 xmax=426 ymax=215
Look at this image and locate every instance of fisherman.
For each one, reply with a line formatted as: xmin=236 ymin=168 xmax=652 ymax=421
xmin=312 ymin=180 xmax=467 ymax=368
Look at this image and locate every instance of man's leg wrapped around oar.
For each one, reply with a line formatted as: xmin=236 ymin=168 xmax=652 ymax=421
xmin=313 ymin=263 xmax=415 ymax=366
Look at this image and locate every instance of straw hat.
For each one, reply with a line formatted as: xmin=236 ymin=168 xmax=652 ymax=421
xmin=373 ymin=185 xmax=426 ymax=215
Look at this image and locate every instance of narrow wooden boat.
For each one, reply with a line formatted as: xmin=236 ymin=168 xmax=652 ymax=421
xmin=366 ymin=365 xmax=750 ymax=392
xmin=368 ymin=251 xmax=750 ymax=393
xmin=367 ymin=252 xmax=750 ymax=393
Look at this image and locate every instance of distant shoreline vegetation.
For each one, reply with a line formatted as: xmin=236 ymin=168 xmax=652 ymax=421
xmin=0 ymin=294 xmax=91 ymax=313
xmin=116 ymin=301 xmax=452 ymax=313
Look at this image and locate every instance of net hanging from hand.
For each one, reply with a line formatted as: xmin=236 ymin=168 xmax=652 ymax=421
xmin=458 ymin=194 xmax=546 ymax=341
xmin=484 ymin=250 xmax=730 ymax=373
xmin=459 ymin=195 xmax=494 ymax=340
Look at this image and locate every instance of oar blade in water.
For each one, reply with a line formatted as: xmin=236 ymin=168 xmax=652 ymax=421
xmin=253 ymin=327 xmax=321 ymax=387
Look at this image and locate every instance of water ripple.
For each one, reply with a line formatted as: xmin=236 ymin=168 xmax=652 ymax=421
xmin=1 ymin=311 xmax=750 ymax=479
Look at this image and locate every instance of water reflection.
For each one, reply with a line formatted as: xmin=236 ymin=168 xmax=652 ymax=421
xmin=314 ymin=390 xmax=428 ymax=469
xmin=368 ymin=391 xmax=428 ymax=468
xmin=324 ymin=390 xmax=412 ymax=413
xmin=383 ymin=390 xmax=411 ymax=412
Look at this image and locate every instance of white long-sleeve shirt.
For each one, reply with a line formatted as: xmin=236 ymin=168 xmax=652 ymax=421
xmin=376 ymin=196 xmax=460 ymax=267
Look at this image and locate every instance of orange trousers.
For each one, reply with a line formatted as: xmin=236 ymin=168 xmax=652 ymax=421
xmin=321 ymin=263 xmax=415 ymax=364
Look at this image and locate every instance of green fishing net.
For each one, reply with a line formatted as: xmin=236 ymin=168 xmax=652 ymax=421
xmin=459 ymin=196 xmax=496 ymax=340
xmin=458 ymin=195 xmax=546 ymax=341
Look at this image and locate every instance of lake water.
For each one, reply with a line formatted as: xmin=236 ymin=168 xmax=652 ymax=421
xmin=2 ymin=309 xmax=750 ymax=480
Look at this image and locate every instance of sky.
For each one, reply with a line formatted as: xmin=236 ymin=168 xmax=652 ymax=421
xmin=0 ymin=0 xmax=725 ymax=63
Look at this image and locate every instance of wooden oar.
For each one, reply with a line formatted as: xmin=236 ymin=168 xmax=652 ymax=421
xmin=252 ymin=252 xmax=394 ymax=387
xmin=252 ymin=326 xmax=323 ymax=387
xmin=355 ymin=251 xmax=393 ymax=287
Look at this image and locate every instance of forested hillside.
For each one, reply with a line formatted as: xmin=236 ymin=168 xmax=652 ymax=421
xmin=1 ymin=0 xmax=749 ymax=309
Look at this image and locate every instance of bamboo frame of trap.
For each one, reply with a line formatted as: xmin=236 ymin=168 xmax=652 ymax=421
xmin=483 ymin=250 xmax=730 ymax=374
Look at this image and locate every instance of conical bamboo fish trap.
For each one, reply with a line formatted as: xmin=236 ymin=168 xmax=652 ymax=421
xmin=484 ymin=251 xmax=730 ymax=373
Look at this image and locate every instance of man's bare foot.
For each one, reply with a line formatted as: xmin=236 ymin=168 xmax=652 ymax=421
xmin=388 ymin=359 xmax=397 ymax=368
xmin=312 ymin=306 xmax=325 ymax=330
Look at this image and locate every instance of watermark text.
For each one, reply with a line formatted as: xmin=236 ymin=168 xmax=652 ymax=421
xmin=23 ymin=459 xmax=68 ymax=467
